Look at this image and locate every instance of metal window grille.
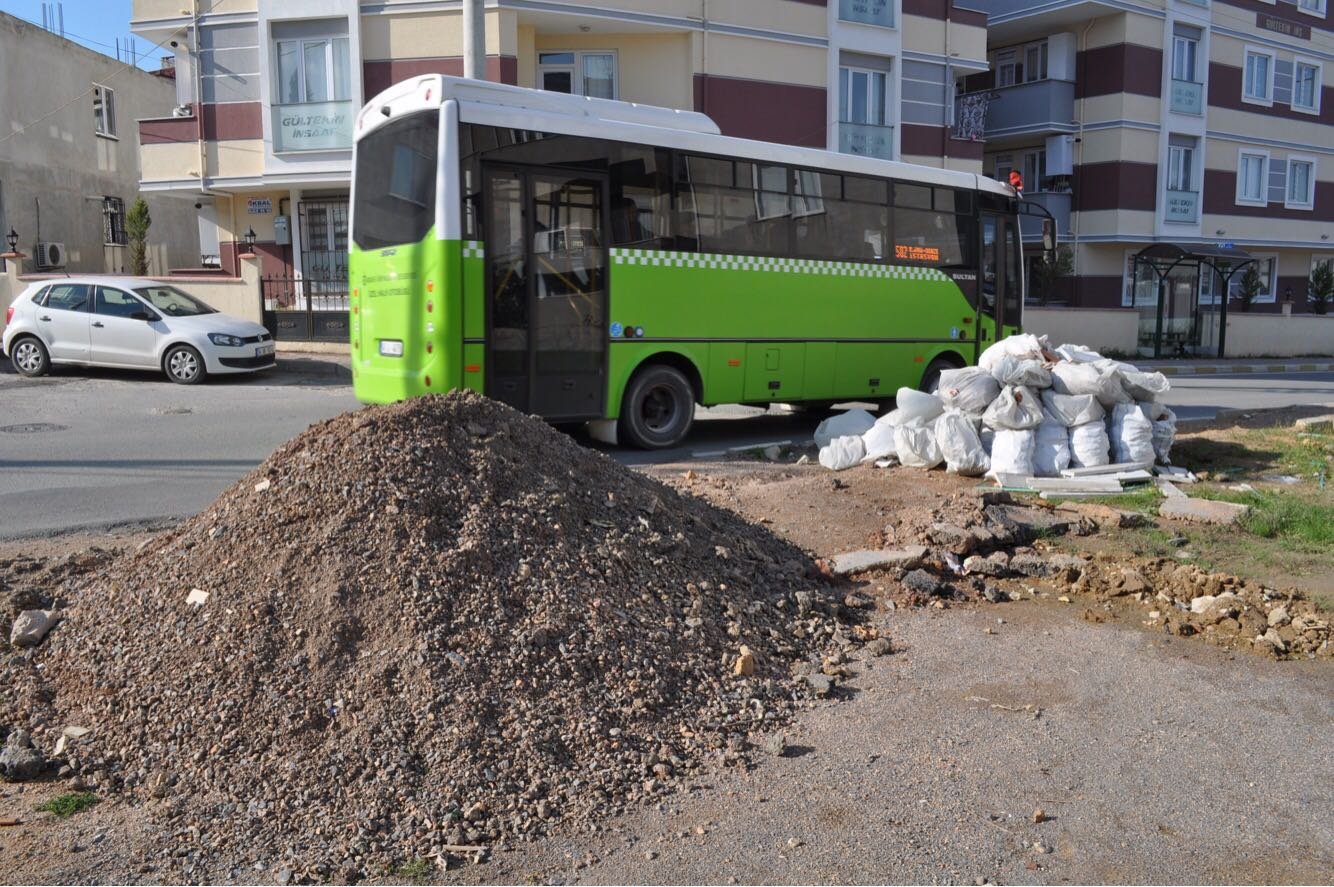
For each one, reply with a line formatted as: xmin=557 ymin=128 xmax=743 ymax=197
xmin=103 ymin=196 xmax=127 ymax=245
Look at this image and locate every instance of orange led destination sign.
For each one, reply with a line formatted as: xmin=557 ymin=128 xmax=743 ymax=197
xmin=895 ymin=244 xmax=941 ymax=262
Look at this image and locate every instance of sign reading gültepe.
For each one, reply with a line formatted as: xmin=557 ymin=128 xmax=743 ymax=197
xmin=273 ymin=101 xmax=353 ymax=152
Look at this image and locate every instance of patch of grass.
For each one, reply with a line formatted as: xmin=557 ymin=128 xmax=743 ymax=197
xmin=1044 ymin=486 xmax=1162 ymax=514
xmin=395 ymin=857 xmax=433 ymax=883
xmin=35 ymin=792 xmax=97 ymax=818
xmin=1193 ymin=487 xmax=1334 ymax=551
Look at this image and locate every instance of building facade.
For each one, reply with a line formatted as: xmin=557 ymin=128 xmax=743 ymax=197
xmin=129 ymin=0 xmax=987 ymax=291
xmin=962 ymin=0 xmax=1334 ymax=332
xmin=0 ymin=12 xmax=200 ymax=277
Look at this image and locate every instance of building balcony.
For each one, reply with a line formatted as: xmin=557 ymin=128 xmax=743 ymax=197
xmin=1018 ymin=191 xmax=1072 ymax=242
xmin=838 ymin=122 xmax=894 ymax=160
xmin=271 ymin=100 xmax=354 ymax=153
xmin=968 ymin=79 xmax=1076 ymax=144
xmin=1169 ymin=79 xmax=1203 ymax=116
xmin=1164 ymin=190 xmax=1199 ymax=224
xmin=838 ymin=0 xmax=895 ymax=28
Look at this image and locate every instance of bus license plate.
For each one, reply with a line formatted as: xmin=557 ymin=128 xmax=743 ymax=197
xmin=379 ymin=339 xmax=404 ymax=357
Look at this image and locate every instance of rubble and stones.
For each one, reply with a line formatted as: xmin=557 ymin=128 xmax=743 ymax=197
xmin=0 ymin=392 xmax=853 ymax=882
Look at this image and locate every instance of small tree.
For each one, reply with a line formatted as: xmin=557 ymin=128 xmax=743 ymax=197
xmin=1235 ymin=264 xmax=1263 ymax=313
xmin=1309 ymin=261 xmax=1333 ymax=316
xmin=126 ymin=197 xmax=152 ymax=276
xmin=1029 ymin=246 xmax=1074 ymax=306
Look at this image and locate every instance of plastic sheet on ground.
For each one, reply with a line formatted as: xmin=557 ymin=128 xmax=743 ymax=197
xmin=818 ymin=434 xmax=866 ymax=471
xmin=895 ymin=419 xmax=944 ymax=469
xmin=813 ymin=409 xmax=876 ymax=449
xmin=988 ymin=428 xmax=1036 ymax=478
xmin=937 ymin=367 xmax=1000 ymax=415
xmin=935 ymin=409 xmax=989 ymax=476
xmin=1039 ymin=390 xmax=1106 ymax=427
xmin=1033 ymin=409 xmax=1072 ymax=477
xmin=1069 ymin=419 xmax=1111 ymax=468
xmin=983 ymin=385 xmax=1044 ymax=430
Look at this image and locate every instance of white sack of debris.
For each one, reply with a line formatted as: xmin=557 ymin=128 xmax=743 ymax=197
xmin=814 ymin=408 xmax=876 ymax=448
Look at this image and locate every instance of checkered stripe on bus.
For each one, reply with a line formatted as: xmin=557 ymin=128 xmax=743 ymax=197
xmin=609 ymin=248 xmax=950 ymax=281
xmin=462 ymin=241 xmax=485 ymax=259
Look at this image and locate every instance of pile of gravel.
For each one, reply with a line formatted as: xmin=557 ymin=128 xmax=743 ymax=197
xmin=3 ymin=392 xmax=853 ymax=882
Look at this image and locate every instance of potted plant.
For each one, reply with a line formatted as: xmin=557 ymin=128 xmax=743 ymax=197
xmin=1309 ymin=261 xmax=1333 ymax=316
xmin=1235 ymin=264 xmax=1262 ymax=313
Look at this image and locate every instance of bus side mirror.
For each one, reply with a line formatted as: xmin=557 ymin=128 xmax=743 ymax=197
xmin=1042 ymin=218 xmax=1057 ymax=259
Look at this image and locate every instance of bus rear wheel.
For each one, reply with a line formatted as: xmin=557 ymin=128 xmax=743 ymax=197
xmin=619 ymin=364 xmax=695 ymax=449
xmin=919 ymin=357 xmax=962 ymax=394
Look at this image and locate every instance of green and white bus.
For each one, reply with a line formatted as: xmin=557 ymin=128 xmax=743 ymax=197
xmin=350 ymin=75 xmax=1026 ymax=448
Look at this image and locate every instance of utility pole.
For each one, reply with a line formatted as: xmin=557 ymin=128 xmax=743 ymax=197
xmin=463 ymin=0 xmax=485 ymax=79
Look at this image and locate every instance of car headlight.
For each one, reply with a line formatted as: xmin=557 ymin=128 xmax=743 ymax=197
xmin=208 ymin=333 xmax=246 ymax=347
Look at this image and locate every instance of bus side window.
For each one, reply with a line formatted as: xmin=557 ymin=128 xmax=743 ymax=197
xmin=981 ymin=216 xmax=998 ymax=312
xmin=609 ymin=146 xmax=673 ymax=248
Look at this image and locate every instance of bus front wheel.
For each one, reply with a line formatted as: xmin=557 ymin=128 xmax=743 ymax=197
xmin=919 ymin=357 xmax=961 ymax=394
xmin=619 ymin=365 xmax=696 ymax=449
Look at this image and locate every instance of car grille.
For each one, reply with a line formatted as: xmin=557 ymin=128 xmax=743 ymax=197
xmin=219 ymin=355 xmax=277 ymax=369
xmin=239 ymin=333 xmax=273 ymax=344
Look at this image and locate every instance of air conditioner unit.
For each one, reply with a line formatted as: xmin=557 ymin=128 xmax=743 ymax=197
xmin=36 ymin=242 xmax=67 ymax=270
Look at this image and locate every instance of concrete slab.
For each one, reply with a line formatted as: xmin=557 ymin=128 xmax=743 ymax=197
xmin=1159 ymin=497 xmax=1249 ymax=525
xmin=829 ymin=545 xmax=928 ymax=576
xmin=1293 ymin=414 xmax=1334 ymax=433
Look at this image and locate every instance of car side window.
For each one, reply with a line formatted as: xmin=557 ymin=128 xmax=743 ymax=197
xmin=44 ymin=284 xmax=91 ymax=312
xmin=95 ymin=287 xmax=148 ymax=319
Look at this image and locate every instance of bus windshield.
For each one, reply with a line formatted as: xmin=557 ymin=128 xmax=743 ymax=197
xmin=352 ymin=110 xmax=439 ymax=250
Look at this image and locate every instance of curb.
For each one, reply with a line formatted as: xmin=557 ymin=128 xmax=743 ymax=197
xmin=1175 ymin=401 xmax=1334 ymax=433
xmin=1142 ymin=361 xmax=1334 ymax=376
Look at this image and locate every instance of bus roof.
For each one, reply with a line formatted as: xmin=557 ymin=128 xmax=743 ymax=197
xmin=357 ymin=74 xmax=1015 ymax=199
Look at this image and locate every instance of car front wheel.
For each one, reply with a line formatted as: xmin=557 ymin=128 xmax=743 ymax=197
xmin=10 ymin=337 xmax=50 ymax=377
xmin=164 ymin=344 xmax=206 ymax=385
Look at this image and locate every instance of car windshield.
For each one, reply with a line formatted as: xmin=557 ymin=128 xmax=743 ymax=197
xmin=132 ymin=285 xmax=217 ymax=317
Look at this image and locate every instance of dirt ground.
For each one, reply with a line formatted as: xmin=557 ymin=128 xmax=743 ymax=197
xmin=0 ymin=415 xmax=1331 ymax=885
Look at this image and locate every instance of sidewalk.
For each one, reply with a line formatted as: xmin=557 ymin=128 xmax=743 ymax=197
xmin=1136 ymin=358 xmax=1334 ymax=375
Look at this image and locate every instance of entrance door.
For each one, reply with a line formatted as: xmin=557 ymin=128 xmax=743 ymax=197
xmin=483 ymin=167 xmax=608 ymax=420
xmin=980 ymin=212 xmax=1022 ymax=350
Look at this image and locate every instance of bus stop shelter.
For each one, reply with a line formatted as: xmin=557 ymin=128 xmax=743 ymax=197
xmin=1131 ymin=243 xmax=1256 ymax=359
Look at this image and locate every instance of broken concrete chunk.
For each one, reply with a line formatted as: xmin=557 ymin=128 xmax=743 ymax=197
xmin=0 ymin=730 xmax=45 ymax=782
xmin=828 ymin=545 xmax=927 ymax=576
xmin=253 ymin=478 xmax=272 ymax=493
xmin=926 ymin=524 xmax=976 ymax=555
xmin=1160 ymin=497 xmax=1249 ymax=525
xmin=963 ymin=552 xmax=1010 ymax=577
xmin=900 ymin=569 xmax=942 ymax=595
xmin=1293 ymin=414 xmax=1334 ymax=434
xmin=1267 ymin=607 xmax=1291 ymax=628
xmin=10 ymin=609 xmax=61 ymax=648
xmin=804 ymin=673 xmax=834 ymax=696
xmin=186 ymin=588 xmax=210 ymax=607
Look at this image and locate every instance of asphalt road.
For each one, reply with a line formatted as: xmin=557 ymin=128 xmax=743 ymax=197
xmin=1 ymin=357 xmax=1332 ymax=538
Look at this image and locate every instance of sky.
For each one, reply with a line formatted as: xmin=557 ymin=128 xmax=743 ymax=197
xmin=0 ymin=0 xmax=162 ymax=70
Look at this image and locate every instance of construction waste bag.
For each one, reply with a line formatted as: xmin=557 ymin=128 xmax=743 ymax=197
xmin=1110 ymin=403 xmax=1155 ymax=465
xmin=1054 ymin=343 xmax=1104 ymax=364
xmin=1145 ymin=403 xmax=1177 ymax=464
xmin=1039 ymin=390 xmax=1106 ymax=427
xmin=988 ymin=428 xmax=1036 ymax=478
xmin=988 ymin=355 xmax=1052 ymax=390
xmin=895 ymin=419 xmax=944 ymax=469
xmin=937 ymin=367 xmax=1000 ymax=415
xmin=936 ymin=409 xmax=990 ymax=476
xmin=979 ymin=333 xmax=1048 ymax=374
xmin=892 ymin=388 xmax=945 ymax=425
xmin=818 ymin=434 xmax=866 ymax=471
xmin=1069 ymin=419 xmax=1111 ymax=468
xmin=1050 ymin=362 xmax=1129 ymax=408
xmin=814 ymin=409 xmax=876 ymax=449
xmin=983 ymin=385 xmax=1044 ymax=430
xmin=1033 ymin=409 xmax=1073 ymax=477
xmin=860 ymin=421 xmax=898 ymax=462
xmin=1121 ymin=370 xmax=1171 ymax=402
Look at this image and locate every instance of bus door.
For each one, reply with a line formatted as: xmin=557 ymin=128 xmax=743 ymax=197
xmin=978 ymin=212 xmax=1020 ymax=354
xmin=483 ymin=166 xmax=609 ymax=420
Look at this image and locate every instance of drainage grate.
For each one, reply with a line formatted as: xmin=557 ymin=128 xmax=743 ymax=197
xmin=0 ymin=423 xmax=68 ymax=434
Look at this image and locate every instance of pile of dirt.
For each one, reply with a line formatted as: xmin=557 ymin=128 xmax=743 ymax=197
xmin=2 ymin=392 xmax=857 ymax=882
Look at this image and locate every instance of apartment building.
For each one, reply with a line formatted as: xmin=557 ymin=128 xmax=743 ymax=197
xmin=129 ymin=0 xmax=987 ymax=305
xmin=0 ymin=12 xmax=199 ymax=278
xmin=962 ymin=0 xmax=1334 ymax=335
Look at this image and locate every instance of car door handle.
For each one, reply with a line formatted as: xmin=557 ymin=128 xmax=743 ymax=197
xmin=39 ymin=315 xmax=51 ymax=322
xmin=92 ymin=321 xmax=105 ymax=328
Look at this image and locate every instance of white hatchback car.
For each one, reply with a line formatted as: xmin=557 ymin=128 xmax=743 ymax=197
xmin=3 ymin=277 xmax=275 ymax=384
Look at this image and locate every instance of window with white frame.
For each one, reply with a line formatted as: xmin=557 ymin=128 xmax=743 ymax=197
xmin=1243 ymin=49 xmax=1274 ymax=104
xmin=1297 ymin=0 xmax=1326 ymax=16
xmin=1293 ymin=60 xmax=1321 ymax=113
xmin=1168 ymin=142 xmax=1196 ymax=192
xmin=839 ymin=66 xmax=889 ymax=126
xmin=1023 ymin=41 xmax=1049 ymax=83
xmin=538 ymin=52 xmax=617 ymax=99
xmin=1022 ymin=149 xmax=1047 ymax=191
xmin=93 ymin=84 xmax=116 ymax=136
xmin=276 ymin=36 xmax=351 ymax=104
xmin=1198 ymin=255 xmax=1278 ymax=305
xmin=993 ymin=155 xmax=1014 ymax=183
xmin=994 ymin=50 xmax=1017 ymax=87
xmin=1237 ymin=151 xmax=1268 ymax=204
xmin=1172 ymin=33 xmax=1199 ymax=83
xmin=1286 ymin=156 xmax=1316 ymax=209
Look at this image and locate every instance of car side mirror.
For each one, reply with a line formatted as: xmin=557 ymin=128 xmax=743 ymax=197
xmin=130 ymin=310 xmax=158 ymax=322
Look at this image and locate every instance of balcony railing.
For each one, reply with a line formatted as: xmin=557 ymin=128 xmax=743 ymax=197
xmin=965 ymin=79 xmax=1076 ymax=141
xmin=1170 ymin=79 xmax=1203 ymax=115
xmin=838 ymin=0 xmax=894 ymax=28
xmin=1164 ymin=190 xmax=1199 ymax=224
xmin=838 ymin=122 xmax=894 ymax=160
xmin=272 ymin=100 xmax=354 ymax=153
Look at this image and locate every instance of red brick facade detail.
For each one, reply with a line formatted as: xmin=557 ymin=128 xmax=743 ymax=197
xmin=363 ymin=57 xmax=519 ymax=97
xmin=1207 ymin=62 xmax=1334 ymax=126
xmin=1073 ymin=161 xmax=1158 ymax=212
xmin=140 ymin=109 xmax=199 ymax=144
xmin=1202 ymin=169 xmax=1334 ymax=221
xmin=1076 ymin=44 xmax=1163 ymax=99
xmin=692 ymin=74 xmax=826 ymax=148
xmin=203 ymin=102 xmax=264 ymax=141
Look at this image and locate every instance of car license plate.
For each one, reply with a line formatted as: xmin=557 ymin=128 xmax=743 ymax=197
xmin=379 ymin=339 xmax=404 ymax=357
xmin=256 ymin=343 xmax=275 ymax=357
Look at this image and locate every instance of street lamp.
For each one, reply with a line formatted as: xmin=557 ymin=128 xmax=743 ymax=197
xmin=4 ymin=228 xmax=17 ymax=253
xmin=242 ymin=227 xmax=257 ymax=255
